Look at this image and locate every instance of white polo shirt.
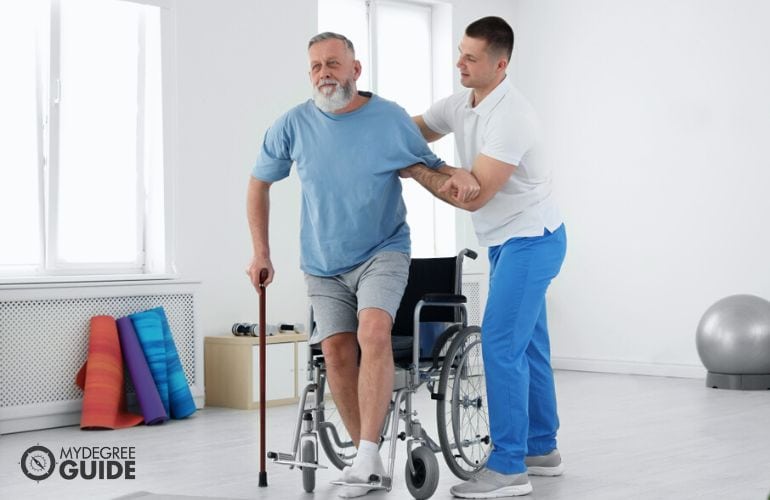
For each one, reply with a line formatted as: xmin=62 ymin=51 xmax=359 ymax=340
xmin=423 ymin=76 xmax=562 ymax=247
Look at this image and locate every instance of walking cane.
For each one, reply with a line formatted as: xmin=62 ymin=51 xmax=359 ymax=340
xmin=258 ymin=268 xmax=268 ymax=487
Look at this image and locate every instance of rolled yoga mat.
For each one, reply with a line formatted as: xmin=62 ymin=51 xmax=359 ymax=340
xmin=129 ymin=310 xmax=170 ymax=414
xmin=130 ymin=307 xmax=197 ymax=419
xmin=116 ymin=316 xmax=168 ymax=425
xmin=76 ymin=316 xmax=144 ymax=429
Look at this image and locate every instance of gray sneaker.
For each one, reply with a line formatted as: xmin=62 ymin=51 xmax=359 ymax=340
xmin=450 ymin=468 xmax=532 ymax=498
xmin=525 ymin=449 xmax=565 ymax=476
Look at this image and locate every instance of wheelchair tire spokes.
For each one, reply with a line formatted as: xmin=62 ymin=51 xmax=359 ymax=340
xmin=435 ymin=326 xmax=491 ymax=480
xmin=450 ymin=337 xmax=490 ymax=470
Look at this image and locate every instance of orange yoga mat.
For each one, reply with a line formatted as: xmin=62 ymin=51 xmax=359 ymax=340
xmin=76 ymin=315 xmax=143 ymax=429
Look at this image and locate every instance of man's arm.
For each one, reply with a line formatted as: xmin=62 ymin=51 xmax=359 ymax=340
xmin=246 ymin=177 xmax=274 ymax=292
xmin=404 ymin=154 xmax=516 ymax=212
xmin=409 ymin=114 xmax=482 ymax=202
xmin=413 ymin=115 xmax=446 ymax=143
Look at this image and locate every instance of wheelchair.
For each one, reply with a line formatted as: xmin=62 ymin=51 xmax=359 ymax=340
xmin=268 ymin=249 xmax=490 ymax=499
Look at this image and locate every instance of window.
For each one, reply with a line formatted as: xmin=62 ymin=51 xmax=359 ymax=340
xmin=319 ymin=0 xmax=456 ymax=257
xmin=0 ymin=0 xmax=168 ymax=280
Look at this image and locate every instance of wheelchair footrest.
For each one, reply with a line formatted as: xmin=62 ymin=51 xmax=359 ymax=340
xmin=267 ymin=451 xmax=328 ymax=470
xmin=331 ymin=475 xmax=392 ymax=490
xmin=274 ymin=459 xmax=328 ymax=469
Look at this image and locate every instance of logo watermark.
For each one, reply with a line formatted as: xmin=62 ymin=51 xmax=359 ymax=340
xmin=20 ymin=445 xmax=56 ymax=482
xmin=20 ymin=444 xmax=137 ymax=482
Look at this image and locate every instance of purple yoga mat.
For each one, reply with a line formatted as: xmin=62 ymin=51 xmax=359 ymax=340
xmin=117 ymin=316 xmax=169 ymax=425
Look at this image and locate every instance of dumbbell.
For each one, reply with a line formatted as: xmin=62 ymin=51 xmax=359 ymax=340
xmin=231 ymin=323 xmax=259 ymax=337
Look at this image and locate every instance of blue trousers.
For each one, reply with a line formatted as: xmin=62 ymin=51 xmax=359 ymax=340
xmin=483 ymin=224 xmax=567 ymax=474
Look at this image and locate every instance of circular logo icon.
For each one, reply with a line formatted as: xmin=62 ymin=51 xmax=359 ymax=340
xmin=20 ymin=445 xmax=56 ymax=482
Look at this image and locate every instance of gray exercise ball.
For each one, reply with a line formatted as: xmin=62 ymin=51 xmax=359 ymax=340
xmin=696 ymin=294 xmax=770 ymax=389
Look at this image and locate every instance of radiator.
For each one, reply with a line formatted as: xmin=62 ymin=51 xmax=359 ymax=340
xmin=461 ymin=273 xmax=487 ymax=326
xmin=0 ymin=281 xmax=202 ymax=434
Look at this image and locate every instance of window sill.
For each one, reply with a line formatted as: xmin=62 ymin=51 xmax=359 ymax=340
xmin=0 ymin=274 xmax=199 ymax=290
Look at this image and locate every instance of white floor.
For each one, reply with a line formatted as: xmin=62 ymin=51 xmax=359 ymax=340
xmin=1 ymin=370 xmax=769 ymax=500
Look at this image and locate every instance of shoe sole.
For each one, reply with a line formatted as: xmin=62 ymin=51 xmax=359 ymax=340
xmin=451 ymin=482 xmax=533 ymax=498
xmin=526 ymin=463 xmax=565 ymax=476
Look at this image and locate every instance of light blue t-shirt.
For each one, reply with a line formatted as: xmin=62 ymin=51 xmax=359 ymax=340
xmin=252 ymin=92 xmax=444 ymax=277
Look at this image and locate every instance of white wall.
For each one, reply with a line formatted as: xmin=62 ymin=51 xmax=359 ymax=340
xmin=173 ymin=0 xmax=315 ymax=335
xmin=511 ymin=0 xmax=770 ymax=376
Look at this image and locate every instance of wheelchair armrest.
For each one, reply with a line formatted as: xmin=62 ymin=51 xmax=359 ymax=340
xmin=421 ymin=293 xmax=466 ymax=304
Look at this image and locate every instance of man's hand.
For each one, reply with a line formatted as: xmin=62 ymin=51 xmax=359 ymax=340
xmin=439 ymin=168 xmax=480 ymax=203
xmin=246 ymin=254 xmax=274 ymax=294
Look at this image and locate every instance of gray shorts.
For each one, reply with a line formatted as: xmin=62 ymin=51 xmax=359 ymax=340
xmin=305 ymin=251 xmax=410 ymax=345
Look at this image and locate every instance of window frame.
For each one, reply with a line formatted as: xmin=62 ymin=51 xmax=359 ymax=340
xmin=0 ymin=0 xmax=177 ymax=284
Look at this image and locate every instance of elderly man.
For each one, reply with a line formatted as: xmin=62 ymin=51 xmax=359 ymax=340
xmin=246 ymin=32 xmax=477 ymax=498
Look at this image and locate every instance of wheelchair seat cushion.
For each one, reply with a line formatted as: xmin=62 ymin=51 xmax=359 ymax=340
xmin=391 ymin=336 xmax=414 ymax=364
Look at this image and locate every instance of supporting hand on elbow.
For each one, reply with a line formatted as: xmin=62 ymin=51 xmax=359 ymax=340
xmin=439 ymin=169 xmax=481 ymax=203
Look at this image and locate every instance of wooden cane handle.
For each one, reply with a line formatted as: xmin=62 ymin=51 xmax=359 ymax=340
xmin=259 ymin=268 xmax=268 ymax=286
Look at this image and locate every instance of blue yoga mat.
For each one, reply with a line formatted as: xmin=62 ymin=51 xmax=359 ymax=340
xmin=116 ymin=316 xmax=168 ymax=425
xmin=130 ymin=307 xmax=197 ymax=419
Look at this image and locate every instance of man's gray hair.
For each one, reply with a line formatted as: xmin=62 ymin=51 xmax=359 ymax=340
xmin=308 ymin=32 xmax=356 ymax=56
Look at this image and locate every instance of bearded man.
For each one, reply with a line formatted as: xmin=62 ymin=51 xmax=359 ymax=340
xmin=246 ymin=32 xmax=477 ymax=498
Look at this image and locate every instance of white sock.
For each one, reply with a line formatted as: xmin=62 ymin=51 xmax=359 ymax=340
xmin=341 ymin=440 xmax=385 ymax=483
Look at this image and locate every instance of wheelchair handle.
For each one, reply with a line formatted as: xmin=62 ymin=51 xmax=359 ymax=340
xmin=454 ymin=249 xmax=477 ymax=302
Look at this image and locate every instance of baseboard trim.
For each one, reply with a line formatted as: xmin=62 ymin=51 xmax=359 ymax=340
xmin=552 ymin=356 xmax=706 ymax=379
xmin=1 ymin=386 xmax=206 ymax=435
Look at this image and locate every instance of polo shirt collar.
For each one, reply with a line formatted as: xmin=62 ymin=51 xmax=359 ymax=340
xmin=466 ymin=75 xmax=511 ymax=116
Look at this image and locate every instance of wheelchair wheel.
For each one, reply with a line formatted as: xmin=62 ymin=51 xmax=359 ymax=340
xmin=317 ymin=396 xmax=357 ymax=470
xmin=301 ymin=440 xmax=315 ymax=492
xmin=405 ymin=445 xmax=439 ymax=500
xmin=436 ymin=326 xmax=491 ymax=480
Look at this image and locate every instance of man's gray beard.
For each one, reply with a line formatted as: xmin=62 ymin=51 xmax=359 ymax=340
xmin=313 ymin=78 xmax=355 ymax=112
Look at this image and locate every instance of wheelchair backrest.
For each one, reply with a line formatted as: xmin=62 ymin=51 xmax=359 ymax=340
xmin=391 ymin=256 xmax=459 ymax=337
